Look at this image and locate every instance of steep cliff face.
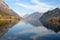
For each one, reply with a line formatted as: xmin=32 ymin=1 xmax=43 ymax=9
xmin=0 ymin=0 xmax=20 ymax=20
xmin=24 ymin=12 xmax=43 ymax=26
xmin=40 ymin=8 xmax=60 ymax=32
xmin=0 ymin=0 xmax=20 ymax=17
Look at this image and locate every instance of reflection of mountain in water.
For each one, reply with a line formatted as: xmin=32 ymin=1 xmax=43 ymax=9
xmin=0 ymin=20 xmax=19 ymax=36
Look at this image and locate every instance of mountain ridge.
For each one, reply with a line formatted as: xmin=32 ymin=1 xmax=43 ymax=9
xmin=0 ymin=0 xmax=20 ymax=17
xmin=0 ymin=0 xmax=21 ymax=20
xmin=40 ymin=8 xmax=60 ymax=32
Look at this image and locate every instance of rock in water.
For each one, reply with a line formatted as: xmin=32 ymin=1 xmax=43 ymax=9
xmin=40 ymin=8 xmax=60 ymax=32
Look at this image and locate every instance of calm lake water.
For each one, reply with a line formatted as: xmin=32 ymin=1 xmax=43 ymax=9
xmin=0 ymin=21 xmax=60 ymax=40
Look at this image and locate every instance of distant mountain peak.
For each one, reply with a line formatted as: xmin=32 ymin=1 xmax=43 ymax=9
xmin=33 ymin=12 xmax=40 ymax=13
xmin=24 ymin=12 xmax=43 ymax=26
xmin=55 ymin=8 xmax=60 ymax=10
xmin=52 ymin=8 xmax=60 ymax=12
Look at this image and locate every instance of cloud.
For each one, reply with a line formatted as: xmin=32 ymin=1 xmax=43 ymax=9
xmin=31 ymin=0 xmax=40 ymax=4
xmin=15 ymin=11 xmax=26 ymax=17
xmin=15 ymin=0 xmax=56 ymax=13
xmin=16 ymin=26 xmax=55 ymax=35
xmin=15 ymin=26 xmax=55 ymax=40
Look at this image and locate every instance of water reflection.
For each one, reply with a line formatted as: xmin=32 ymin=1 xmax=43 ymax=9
xmin=0 ymin=21 xmax=60 ymax=40
xmin=0 ymin=20 xmax=19 ymax=37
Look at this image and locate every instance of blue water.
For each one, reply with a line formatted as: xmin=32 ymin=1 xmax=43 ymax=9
xmin=1 ymin=21 xmax=60 ymax=40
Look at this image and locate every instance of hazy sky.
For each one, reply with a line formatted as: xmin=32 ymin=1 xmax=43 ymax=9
xmin=3 ymin=0 xmax=60 ymax=17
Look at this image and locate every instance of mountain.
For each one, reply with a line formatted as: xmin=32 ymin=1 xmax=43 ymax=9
xmin=0 ymin=0 xmax=21 ymax=20
xmin=23 ymin=14 xmax=30 ymax=18
xmin=40 ymin=8 xmax=60 ymax=32
xmin=24 ymin=12 xmax=43 ymax=26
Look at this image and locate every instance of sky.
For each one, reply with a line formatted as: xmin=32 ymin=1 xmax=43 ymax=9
xmin=3 ymin=0 xmax=60 ymax=17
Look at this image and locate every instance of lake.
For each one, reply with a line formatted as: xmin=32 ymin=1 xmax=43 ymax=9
xmin=0 ymin=21 xmax=60 ymax=40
